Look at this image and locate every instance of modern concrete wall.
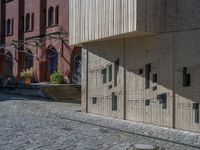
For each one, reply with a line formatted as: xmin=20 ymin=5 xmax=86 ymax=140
xmin=81 ymin=29 xmax=200 ymax=132
xmin=69 ymin=0 xmax=200 ymax=45
xmin=69 ymin=0 xmax=165 ymax=45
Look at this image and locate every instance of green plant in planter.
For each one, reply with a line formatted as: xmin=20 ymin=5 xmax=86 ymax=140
xmin=50 ymin=71 xmax=64 ymax=84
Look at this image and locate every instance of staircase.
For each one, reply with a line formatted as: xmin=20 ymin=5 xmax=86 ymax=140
xmin=42 ymin=84 xmax=81 ymax=103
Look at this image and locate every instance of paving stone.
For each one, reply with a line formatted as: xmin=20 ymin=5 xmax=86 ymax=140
xmin=0 ymin=92 xmax=200 ymax=150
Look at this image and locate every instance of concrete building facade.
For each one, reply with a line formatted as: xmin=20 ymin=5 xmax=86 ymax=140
xmin=69 ymin=0 xmax=200 ymax=132
xmin=0 ymin=0 xmax=81 ymax=83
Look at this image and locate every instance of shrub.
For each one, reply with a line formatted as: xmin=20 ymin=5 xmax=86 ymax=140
xmin=50 ymin=71 xmax=64 ymax=84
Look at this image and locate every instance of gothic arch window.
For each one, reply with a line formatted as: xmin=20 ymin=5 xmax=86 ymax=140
xmin=6 ymin=52 xmax=13 ymax=76
xmin=48 ymin=47 xmax=58 ymax=74
xmin=6 ymin=19 xmax=11 ymax=35
xmin=48 ymin=7 xmax=54 ymax=26
xmin=25 ymin=13 xmax=30 ymax=31
xmin=55 ymin=5 xmax=59 ymax=24
xmin=31 ymin=13 xmax=34 ymax=30
xmin=25 ymin=50 xmax=33 ymax=69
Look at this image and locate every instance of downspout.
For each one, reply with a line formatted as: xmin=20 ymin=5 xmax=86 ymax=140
xmin=86 ymin=43 xmax=89 ymax=113
xmin=123 ymin=39 xmax=126 ymax=120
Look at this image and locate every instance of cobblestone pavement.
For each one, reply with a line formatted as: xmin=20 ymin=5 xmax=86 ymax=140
xmin=0 ymin=92 xmax=200 ymax=150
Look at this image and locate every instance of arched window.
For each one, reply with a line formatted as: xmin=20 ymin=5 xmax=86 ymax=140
xmin=25 ymin=50 xmax=33 ymax=69
xmin=48 ymin=47 xmax=58 ymax=74
xmin=25 ymin=13 xmax=30 ymax=31
xmin=6 ymin=19 xmax=11 ymax=35
xmin=55 ymin=6 xmax=59 ymax=24
xmin=11 ymin=19 xmax=14 ymax=34
xmin=31 ymin=13 xmax=34 ymax=30
xmin=6 ymin=52 xmax=13 ymax=76
xmin=48 ymin=7 xmax=54 ymax=26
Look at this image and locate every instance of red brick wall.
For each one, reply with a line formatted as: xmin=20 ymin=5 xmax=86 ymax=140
xmin=0 ymin=0 xmax=81 ymax=83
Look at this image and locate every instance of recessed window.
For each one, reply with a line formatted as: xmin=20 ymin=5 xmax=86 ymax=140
xmin=92 ymin=97 xmax=97 ymax=104
xmin=25 ymin=50 xmax=33 ymax=69
xmin=6 ymin=52 xmax=13 ymax=76
xmin=193 ymin=103 xmax=199 ymax=123
xmin=145 ymin=99 xmax=150 ymax=106
xmin=21 ymin=15 xmax=24 ymax=31
xmin=145 ymin=63 xmax=151 ymax=89
xmin=112 ymin=93 xmax=117 ymax=111
xmin=108 ymin=65 xmax=112 ymax=82
xmin=102 ymin=68 xmax=107 ymax=84
xmin=6 ymin=19 xmax=11 ymax=35
xmin=183 ymin=67 xmax=190 ymax=87
xmin=138 ymin=68 xmax=143 ymax=75
xmin=153 ymin=74 xmax=157 ymax=83
xmin=31 ymin=13 xmax=34 ymax=30
xmin=157 ymin=93 xmax=167 ymax=109
xmin=55 ymin=5 xmax=59 ymax=24
xmin=25 ymin=13 xmax=30 ymax=31
xmin=48 ymin=7 xmax=54 ymax=26
xmin=114 ymin=59 xmax=119 ymax=87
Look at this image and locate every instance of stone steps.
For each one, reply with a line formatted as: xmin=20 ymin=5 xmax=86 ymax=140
xmin=42 ymin=84 xmax=81 ymax=103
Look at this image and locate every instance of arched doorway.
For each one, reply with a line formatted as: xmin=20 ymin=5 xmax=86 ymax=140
xmin=25 ymin=50 xmax=33 ymax=69
xmin=0 ymin=49 xmax=5 ymax=76
xmin=6 ymin=52 xmax=13 ymax=77
xmin=72 ymin=55 xmax=82 ymax=84
xmin=48 ymin=47 xmax=58 ymax=75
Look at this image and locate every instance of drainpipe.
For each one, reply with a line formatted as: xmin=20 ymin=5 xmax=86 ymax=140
xmin=172 ymin=32 xmax=176 ymax=129
xmin=86 ymin=44 xmax=89 ymax=113
xmin=123 ymin=39 xmax=126 ymax=120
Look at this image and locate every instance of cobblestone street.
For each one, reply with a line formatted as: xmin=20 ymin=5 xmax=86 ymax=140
xmin=0 ymin=92 xmax=200 ymax=150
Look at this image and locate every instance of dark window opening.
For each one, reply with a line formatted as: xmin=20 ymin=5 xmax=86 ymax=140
xmin=145 ymin=99 xmax=150 ymax=106
xmin=21 ymin=16 xmax=24 ymax=31
xmin=112 ymin=93 xmax=117 ymax=111
xmin=145 ymin=63 xmax=151 ymax=89
xmin=183 ymin=67 xmax=190 ymax=87
xmin=108 ymin=65 xmax=112 ymax=82
xmin=6 ymin=19 xmax=11 ymax=35
xmin=31 ymin=13 xmax=34 ymax=31
xmin=138 ymin=68 xmax=143 ymax=75
xmin=11 ymin=19 xmax=14 ymax=34
xmin=157 ymin=93 xmax=167 ymax=109
xmin=6 ymin=52 xmax=13 ymax=76
xmin=55 ymin=5 xmax=59 ymax=24
xmin=102 ymin=68 xmax=107 ymax=84
xmin=193 ymin=103 xmax=199 ymax=123
xmin=92 ymin=97 xmax=97 ymax=104
xmin=114 ymin=59 xmax=119 ymax=87
xmin=25 ymin=50 xmax=33 ymax=69
xmin=25 ymin=13 xmax=30 ymax=31
xmin=153 ymin=74 xmax=157 ymax=83
xmin=153 ymin=86 xmax=157 ymax=91
xmin=48 ymin=7 xmax=54 ymax=26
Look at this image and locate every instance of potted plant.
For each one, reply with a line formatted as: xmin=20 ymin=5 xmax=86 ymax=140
xmin=21 ymin=68 xmax=33 ymax=85
xmin=50 ymin=71 xmax=64 ymax=84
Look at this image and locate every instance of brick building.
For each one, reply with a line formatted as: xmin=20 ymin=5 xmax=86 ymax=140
xmin=70 ymin=0 xmax=200 ymax=132
xmin=0 ymin=0 xmax=81 ymax=84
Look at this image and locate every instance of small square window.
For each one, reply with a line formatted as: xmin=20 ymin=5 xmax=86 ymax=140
xmin=157 ymin=93 xmax=167 ymax=109
xmin=145 ymin=99 xmax=150 ymax=106
xmin=153 ymin=86 xmax=157 ymax=91
xmin=138 ymin=69 xmax=143 ymax=75
xmin=153 ymin=74 xmax=157 ymax=83
xmin=92 ymin=97 xmax=97 ymax=104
